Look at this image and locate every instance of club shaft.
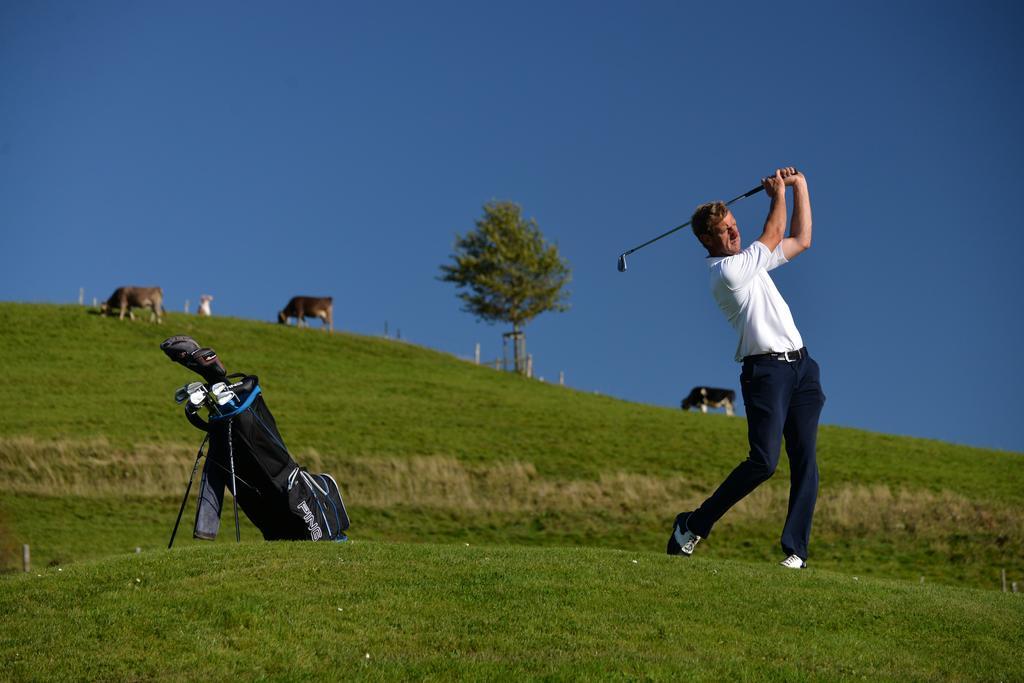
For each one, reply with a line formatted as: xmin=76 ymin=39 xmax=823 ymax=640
xmin=621 ymin=184 xmax=764 ymax=257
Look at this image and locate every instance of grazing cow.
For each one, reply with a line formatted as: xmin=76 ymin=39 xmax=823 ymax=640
xmin=278 ymin=296 xmax=333 ymax=332
xmin=681 ymin=387 xmax=736 ymax=416
xmin=100 ymin=286 xmax=164 ymax=323
xmin=197 ymin=294 xmax=213 ymax=317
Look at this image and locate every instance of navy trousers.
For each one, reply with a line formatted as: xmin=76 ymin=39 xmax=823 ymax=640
xmin=687 ymin=351 xmax=825 ymax=560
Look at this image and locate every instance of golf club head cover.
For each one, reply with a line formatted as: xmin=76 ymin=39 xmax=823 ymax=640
xmin=160 ymin=335 xmax=228 ymax=383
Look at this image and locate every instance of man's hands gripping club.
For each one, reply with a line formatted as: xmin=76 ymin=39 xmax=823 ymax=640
xmin=758 ymin=167 xmax=811 ymax=259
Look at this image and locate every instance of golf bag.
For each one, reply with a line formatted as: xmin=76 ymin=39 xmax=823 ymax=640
xmin=162 ymin=336 xmax=350 ymax=545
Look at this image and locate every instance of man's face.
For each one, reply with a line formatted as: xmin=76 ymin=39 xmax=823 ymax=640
xmin=700 ymin=210 xmax=741 ymax=256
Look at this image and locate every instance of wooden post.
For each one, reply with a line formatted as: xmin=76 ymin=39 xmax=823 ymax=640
xmin=1002 ymin=568 xmax=1007 ymax=592
xmin=22 ymin=544 xmax=29 ymax=573
xmin=78 ymin=287 xmax=84 ymax=305
xmin=520 ymin=335 xmax=527 ymax=374
xmin=474 ymin=343 xmax=480 ymax=365
xmin=1013 ymin=581 xmax=1018 ymax=593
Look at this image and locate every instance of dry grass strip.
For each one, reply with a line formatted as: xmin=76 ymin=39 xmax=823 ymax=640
xmin=1 ymin=437 xmax=1018 ymax=536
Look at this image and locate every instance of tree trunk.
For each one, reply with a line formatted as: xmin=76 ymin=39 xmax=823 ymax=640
xmin=512 ymin=323 xmax=526 ymax=374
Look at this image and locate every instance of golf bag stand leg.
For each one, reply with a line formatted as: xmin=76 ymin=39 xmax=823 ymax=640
xmin=169 ymin=434 xmax=209 ymax=549
xmin=228 ymin=420 xmax=240 ymax=542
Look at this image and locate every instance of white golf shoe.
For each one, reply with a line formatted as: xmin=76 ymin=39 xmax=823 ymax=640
xmin=779 ymin=554 xmax=806 ymax=569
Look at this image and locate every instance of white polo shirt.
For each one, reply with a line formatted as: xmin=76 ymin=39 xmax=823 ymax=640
xmin=707 ymin=241 xmax=804 ymax=362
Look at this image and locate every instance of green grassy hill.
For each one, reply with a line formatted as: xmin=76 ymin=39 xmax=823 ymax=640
xmin=1 ymin=302 xmax=1021 ymax=594
xmin=2 ymin=542 xmax=1021 ymax=681
xmin=1 ymin=303 xmax=1022 ymax=680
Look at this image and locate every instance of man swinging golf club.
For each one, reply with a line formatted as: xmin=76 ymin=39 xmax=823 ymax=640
xmin=668 ymin=167 xmax=825 ymax=570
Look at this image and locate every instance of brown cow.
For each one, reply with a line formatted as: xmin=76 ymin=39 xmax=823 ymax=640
xmin=100 ymin=286 xmax=164 ymax=323
xmin=278 ymin=296 xmax=333 ymax=332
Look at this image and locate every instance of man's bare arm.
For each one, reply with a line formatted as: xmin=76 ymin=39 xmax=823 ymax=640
xmin=757 ymin=168 xmax=789 ymax=252
xmin=781 ymin=172 xmax=812 ymax=260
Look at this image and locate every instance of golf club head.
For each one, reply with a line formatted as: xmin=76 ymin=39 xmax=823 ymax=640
xmin=161 ymin=336 xmax=228 ymax=383
xmin=174 ymin=381 xmax=205 ymax=404
xmin=210 ymin=382 xmax=237 ymax=406
xmin=617 ymin=254 xmax=627 ymax=272
xmin=188 ymin=385 xmax=210 ymax=407
xmin=161 ymin=335 xmax=200 ymax=361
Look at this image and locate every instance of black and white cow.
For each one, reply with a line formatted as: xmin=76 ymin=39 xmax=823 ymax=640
xmin=681 ymin=387 xmax=736 ymax=416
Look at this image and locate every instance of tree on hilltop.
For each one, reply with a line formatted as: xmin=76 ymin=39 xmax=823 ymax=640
xmin=439 ymin=201 xmax=571 ymax=374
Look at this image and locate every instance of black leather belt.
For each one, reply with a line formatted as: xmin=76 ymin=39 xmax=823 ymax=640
xmin=744 ymin=347 xmax=806 ymax=362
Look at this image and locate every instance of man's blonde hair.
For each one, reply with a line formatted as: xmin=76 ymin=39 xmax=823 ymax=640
xmin=691 ymin=201 xmax=729 ymax=243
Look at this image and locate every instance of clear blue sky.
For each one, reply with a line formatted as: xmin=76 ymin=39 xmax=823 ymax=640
xmin=2 ymin=1 xmax=1022 ymax=452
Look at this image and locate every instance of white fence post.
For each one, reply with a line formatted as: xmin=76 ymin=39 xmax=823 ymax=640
xmin=78 ymin=287 xmax=84 ymax=305
xmin=22 ymin=544 xmax=30 ymax=573
xmin=474 ymin=343 xmax=480 ymax=365
xmin=559 ymin=371 xmax=565 ymax=386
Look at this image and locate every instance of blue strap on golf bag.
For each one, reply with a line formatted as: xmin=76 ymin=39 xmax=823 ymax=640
xmin=208 ymin=384 xmax=261 ymax=421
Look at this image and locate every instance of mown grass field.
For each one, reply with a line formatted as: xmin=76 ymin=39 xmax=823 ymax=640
xmin=0 ymin=302 xmax=1022 ymax=679
xmin=2 ymin=542 xmax=1022 ymax=681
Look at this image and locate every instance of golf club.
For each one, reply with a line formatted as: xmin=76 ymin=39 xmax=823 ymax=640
xmin=175 ymin=381 xmax=205 ymax=405
xmin=210 ymin=381 xmax=237 ymax=406
xmin=188 ymin=384 xmax=210 ymax=407
xmin=616 ymin=179 xmax=778 ymax=272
